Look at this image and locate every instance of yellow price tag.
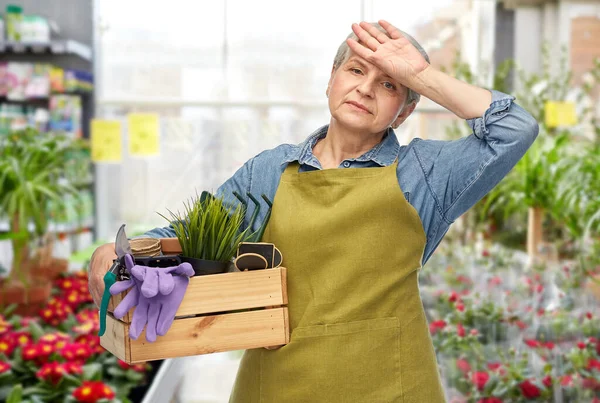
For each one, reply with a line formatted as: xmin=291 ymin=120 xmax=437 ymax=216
xmin=91 ymin=120 xmax=122 ymax=162
xmin=545 ymin=101 xmax=577 ymax=128
xmin=128 ymin=113 xmax=160 ymax=157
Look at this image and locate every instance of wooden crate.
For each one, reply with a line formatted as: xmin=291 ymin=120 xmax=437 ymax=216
xmin=100 ymin=238 xmax=289 ymax=364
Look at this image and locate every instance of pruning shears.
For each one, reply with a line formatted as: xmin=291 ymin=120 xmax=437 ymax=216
xmin=98 ymin=224 xmax=132 ymax=337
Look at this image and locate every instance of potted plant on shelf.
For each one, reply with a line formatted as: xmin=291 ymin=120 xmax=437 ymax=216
xmin=159 ymin=191 xmax=257 ymax=275
xmin=0 ymin=128 xmax=83 ymax=313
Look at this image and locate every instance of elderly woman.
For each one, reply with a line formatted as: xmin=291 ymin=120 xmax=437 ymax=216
xmin=89 ymin=20 xmax=538 ymax=402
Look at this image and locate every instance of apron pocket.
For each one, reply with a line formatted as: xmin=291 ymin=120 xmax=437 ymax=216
xmin=259 ymin=317 xmax=402 ymax=403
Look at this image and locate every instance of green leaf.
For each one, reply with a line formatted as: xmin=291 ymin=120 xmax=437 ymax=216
xmin=27 ymin=321 xmax=45 ymax=341
xmin=6 ymin=384 xmax=23 ymax=403
xmin=82 ymin=363 xmax=102 ymax=381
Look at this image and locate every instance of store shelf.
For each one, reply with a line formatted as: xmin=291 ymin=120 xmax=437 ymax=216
xmin=0 ymin=92 xmax=92 ymax=103
xmin=0 ymin=217 xmax=94 ymax=234
xmin=0 ymin=40 xmax=92 ymax=61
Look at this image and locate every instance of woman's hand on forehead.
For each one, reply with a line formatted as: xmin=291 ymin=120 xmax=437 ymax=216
xmin=347 ymin=20 xmax=430 ymax=86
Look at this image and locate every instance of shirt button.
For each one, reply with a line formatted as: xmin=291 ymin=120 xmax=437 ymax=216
xmin=343 ymin=161 xmax=350 ymax=168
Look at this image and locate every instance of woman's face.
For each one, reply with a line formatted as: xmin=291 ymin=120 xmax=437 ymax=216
xmin=327 ymin=51 xmax=410 ymax=134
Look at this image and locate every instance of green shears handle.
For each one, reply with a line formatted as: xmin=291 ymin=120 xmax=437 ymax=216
xmin=98 ymin=262 xmax=119 ymax=336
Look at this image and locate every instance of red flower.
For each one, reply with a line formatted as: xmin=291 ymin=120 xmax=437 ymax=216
xmin=10 ymin=331 xmax=32 ymax=347
xmin=429 ymin=320 xmax=447 ymax=335
xmin=487 ymin=362 xmax=501 ymax=371
xmin=448 ymin=292 xmax=459 ymax=303
xmin=36 ymin=362 xmax=66 ymax=385
xmin=0 ymin=315 xmax=12 ymax=335
xmin=21 ymin=342 xmax=55 ymax=365
xmin=582 ymin=377 xmax=600 ymax=391
xmin=524 ymin=339 xmax=540 ymax=348
xmin=118 ymin=359 xmax=149 ymax=373
xmin=478 ymin=398 xmax=502 ymax=403
xmin=0 ymin=361 xmax=11 ymax=373
xmin=587 ymin=358 xmax=600 ymax=371
xmin=60 ymin=342 xmax=93 ymax=364
xmin=75 ymin=334 xmax=104 ymax=354
xmin=456 ymin=358 xmax=471 ymax=375
xmin=472 ymin=371 xmax=489 ymax=391
xmin=39 ymin=332 xmax=71 ymax=349
xmin=0 ymin=336 xmax=17 ymax=356
xmin=577 ymin=341 xmax=587 ymax=350
xmin=63 ymin=361 xmax=83 ymax=375
xmin=457 ymin=324 xmax=466 ymax=337
xmin=519 ymin=380 xmax=541 ymax=398
xmin=586 ymin=312 xmax=593 ymax=320
xmin=542 ymin=375 xmax=552 ymax=388
xmin=543 ymin=341 xmax=555 ymax=350
xmin=72 ymin=381 xmax=115 ymax=403
xmin=515 ymin=320 xmax=527 ymax=330
xmin=561 ymin=375 xmax=573 ymax=387
xmin=482 ymin=250 xmax=490 ymax=257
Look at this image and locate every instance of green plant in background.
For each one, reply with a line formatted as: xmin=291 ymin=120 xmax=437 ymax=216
xmin=159 ymin=192 xmax=250 ymax=262
xmin=0 ymin=128 xmax=86 ymax=283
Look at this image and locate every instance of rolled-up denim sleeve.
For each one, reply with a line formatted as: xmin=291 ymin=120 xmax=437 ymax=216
xmin=140 ymin=158 xmax=254 ymax=238
xmin=420 ymin=90 xmax=539 ymax=225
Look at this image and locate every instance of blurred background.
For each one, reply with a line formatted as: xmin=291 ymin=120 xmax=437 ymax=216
xmin=0 ymin=0 xmax=599 ymax=402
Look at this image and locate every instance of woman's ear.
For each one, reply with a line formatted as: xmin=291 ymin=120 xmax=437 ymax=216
xmin=392 ymin=101 xmax=417 ymax=129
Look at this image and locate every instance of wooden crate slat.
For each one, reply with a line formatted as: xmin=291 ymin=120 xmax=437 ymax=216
xmin=110 ymin=267 xmax=287 ymax=324
xmin=100 ymin=315 xmax=129 ymax=362
xmin=124 ymin=307 xmax=288 ymax=363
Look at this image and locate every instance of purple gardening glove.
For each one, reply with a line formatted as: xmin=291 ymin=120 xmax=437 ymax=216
xmin=130 ymin=262 xmax=194 ymax=342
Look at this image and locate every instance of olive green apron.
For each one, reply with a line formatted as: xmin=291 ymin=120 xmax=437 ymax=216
xmin=229 ymin=159 xmax=446 ymax=403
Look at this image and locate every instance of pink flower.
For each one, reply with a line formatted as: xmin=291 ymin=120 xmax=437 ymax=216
xmin=456 ymin=302 xmax=465 ymax=312
xmin=456 ymin=358 xmax=471 ymax=375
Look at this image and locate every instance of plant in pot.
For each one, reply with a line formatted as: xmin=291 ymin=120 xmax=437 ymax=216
xmin=159 ymin=191 xmax=260 ymax=275
xmin=481 ymin=45 xmax=597 ymax=264
xmin=0 ymin=128 xmax=82 ymax=312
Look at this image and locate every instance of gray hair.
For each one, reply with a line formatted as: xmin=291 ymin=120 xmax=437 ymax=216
xmin=333 ymin=23 xmax=430 ymax=105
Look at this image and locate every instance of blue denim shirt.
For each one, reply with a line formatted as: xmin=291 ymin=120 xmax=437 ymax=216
xmin=144 ymin=90 xmax=539 ymax=266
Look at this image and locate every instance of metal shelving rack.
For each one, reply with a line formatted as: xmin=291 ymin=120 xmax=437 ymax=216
xmin=0 ymin=38 xmax=96 ymax=253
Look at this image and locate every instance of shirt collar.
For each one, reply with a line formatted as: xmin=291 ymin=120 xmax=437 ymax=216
xmin=283 ymin=124 xmax=400 ymax=167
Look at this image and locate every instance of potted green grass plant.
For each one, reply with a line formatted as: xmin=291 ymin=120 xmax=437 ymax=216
xmin=0 ymin=128 xmax=83 ymax=312
xmin=159 ymin=191 xmax=251 ymax=275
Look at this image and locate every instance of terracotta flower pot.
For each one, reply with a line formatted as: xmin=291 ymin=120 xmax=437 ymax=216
xmin=0 ymin=279 xmax=52 ymax=316
xmin=30 ymin=257 xmax=69 ymax=281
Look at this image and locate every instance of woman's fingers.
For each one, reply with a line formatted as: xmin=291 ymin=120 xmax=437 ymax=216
xmin=378 ymin=19 xmax=403 ymax=40
xmin=359 ymin=21 xmax=391 ymax=44
xmin=351 ymin=23 xmax=380 ymax=52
